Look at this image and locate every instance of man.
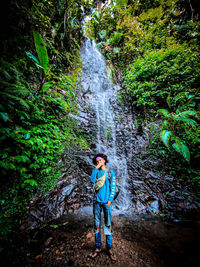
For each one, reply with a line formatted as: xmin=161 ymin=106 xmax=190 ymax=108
xmin=89 ymin=153 xmax=116 ymax=261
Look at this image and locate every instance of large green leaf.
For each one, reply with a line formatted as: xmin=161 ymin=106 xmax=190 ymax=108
xmin=160 ymin=130 xmax=172 ymax=148
xmin=180 ymin=143 xmax=190 ymax=163
xmin=33 ymin=31 xmax=49 ymax=72
xmin=172 ymin=139 xmax=190 ymax=163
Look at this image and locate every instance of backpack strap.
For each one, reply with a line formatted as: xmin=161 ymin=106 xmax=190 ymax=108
xmin=108 ymin=168 xmax=111 ymax=183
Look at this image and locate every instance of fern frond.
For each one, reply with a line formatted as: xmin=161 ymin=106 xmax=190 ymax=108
xmin=0 ymin=92 xmax=30 ymax=109
xmin=175 ymin=117 xmax=197 ymax=128
xmin=0 ymin=81 xmax=29 ymax=96
xmin=157 ymin=109 xmax=170 ymax=118
xmin=160 ymin=130 xmax=172 ymax=148
xmin=172 ymin=139 xmax=190 ymax=163
xmin=177 ymin=110 xmax=197 ymax=118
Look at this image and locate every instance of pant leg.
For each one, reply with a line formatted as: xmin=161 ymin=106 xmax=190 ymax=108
xmin=93 ymin=201 xmax=102 ymax=249
xmin=102 ymin=203 xmax=113 ymax=250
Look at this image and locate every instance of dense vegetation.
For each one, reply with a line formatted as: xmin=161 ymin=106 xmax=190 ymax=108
xmin=85 ymin=0 xmax=200 ymax=187
xmin=0 ymin=0 xmax=94 ymax=244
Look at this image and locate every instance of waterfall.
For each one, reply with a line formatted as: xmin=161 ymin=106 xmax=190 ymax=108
xmin=79 ymin=38 xmax=132 ymax=212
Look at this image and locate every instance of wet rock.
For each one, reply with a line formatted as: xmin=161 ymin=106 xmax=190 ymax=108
xmin=30 ymin=210 xmax=43 ymax=222
xmin=62 ymin=185 xmax=74 ymax=196
xmin=147 ymin=200 xmax=159 ymax=214
xmin=164 ymin=175 xmax=174 ymax=182
xmin=148 ymin=172 xmax=158 ymax=179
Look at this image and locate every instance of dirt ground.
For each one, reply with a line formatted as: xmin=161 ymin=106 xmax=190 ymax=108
xmin=2 ymin=210 xmax=200 ymax=267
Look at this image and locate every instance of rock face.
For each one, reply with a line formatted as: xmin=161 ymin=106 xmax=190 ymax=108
xmin=26 ymin=38 xmax=199 ymax=227
xmin=27 ymin=175 xmax=80 ymax=227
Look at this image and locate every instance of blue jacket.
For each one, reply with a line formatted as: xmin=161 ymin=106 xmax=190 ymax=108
xmin=90 ymin=167 xmax=116 ymax=203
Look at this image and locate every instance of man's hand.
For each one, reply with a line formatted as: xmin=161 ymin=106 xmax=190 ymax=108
xmin=96 ymin=162 xmax=102 ymax=169
xmin=106 ymin=201 xmax=111 ymax=207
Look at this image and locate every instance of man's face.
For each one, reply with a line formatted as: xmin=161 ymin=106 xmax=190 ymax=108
xmin=96 ymin=157 xmax=105 ymax=166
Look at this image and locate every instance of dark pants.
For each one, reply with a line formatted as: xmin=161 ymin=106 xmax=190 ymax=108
xmin=93 ymin=201 xmax=113 ymax=250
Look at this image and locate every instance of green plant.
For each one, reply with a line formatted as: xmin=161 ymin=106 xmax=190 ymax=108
xmin=122 ymin=45 xmax=200 ymax=113
xmin=105 ymin=124 xmax=111 ymax=140
xmin=157 ymin=108 xmax=198 ymax=163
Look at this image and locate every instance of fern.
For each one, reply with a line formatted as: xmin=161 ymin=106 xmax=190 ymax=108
xmin=177 ymin=110 xmax=197 ymax=118
xmin=172 ymin=139 xmax=190 ymax=163
xmin=157 ymin=106 xmax=198 ymax=163
xmin=0 ymin=92 xmax=30 ymax=109
xmin=175 ymin=117 xmax=197 ymax=128
xmin=160 ymin=130 xmax=173 ymax=148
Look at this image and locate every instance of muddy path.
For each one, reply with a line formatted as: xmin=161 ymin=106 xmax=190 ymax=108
xmin=2 ymin=210 xmax=200 ymax=267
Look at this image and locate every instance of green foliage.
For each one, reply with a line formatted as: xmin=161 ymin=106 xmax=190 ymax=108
xmin=157 ymin=108 xmax=199 ymax=163
xmin=33 ymin=31 xmax=49 ymax=73
xmin=122 ymin=45 xmax=200 ymax=112
xmin=0 ymin=0 xmax=92 ymax=244
xmin=99 ymin=30 xmax=107 ymax=40
xmin=110 ymin=32 xmax=124 ymax=46
xmin=105 ymin=124 xmax=111 ymax=140
xmin=160 ymin=130 xmax=172 ymax=148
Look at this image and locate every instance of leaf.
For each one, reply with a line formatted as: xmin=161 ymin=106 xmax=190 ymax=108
xmin=33 ymin=31 xmax=49 ymax=72
xmin=0 ymin=92 xmax=30 ymax=109
xmin=160 ymin=130 xmax=172 ymax=148
xmin=172 ymin=139 xmax=190 ymax=163
xmin=180 ymin=143 xmax=190 ymax=163
xmin=61 ymin=83 xmax=76 ymax=100
xmin=25 ymin=133 xmax=31 ymax=139
xmin=25 ymin=51 xmax=39 ymax=65
xmin=166 ymin=93 xmax=171 ymax=108
xmin=61 ymin=76 xmax=76 ymax=88
xmin=24 ymin=179 xmax=38 ymax=186
xmin=174 ymin=91 xmax=188 ymax=103
xmin=113 ymin=47 xmax=120 ymax=54
xmin=172 ymin=139 xmax=181 ymax=153
xmin=99 ymin=30 xmax=107 ymax=40
xmin=157 ymin=109 xmax=170 ymax=118
xmin=41 ymin=81 xmax=53 ymax=92
xmin=0 ymin=112 xmax=9 ymax=122
xmin=49 ymin=224 xmax=58 ymax=228
xmin=176 ymin=117 xmax=197 ymax=128
xmin=177 ymin=110 xmax=197 ymax=118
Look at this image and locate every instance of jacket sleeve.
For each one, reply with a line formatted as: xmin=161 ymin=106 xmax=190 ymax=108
xmin=90 ymin=168 xmax=99 ymax=183
xmin=108 ymin=170 xmax=116 ymax=202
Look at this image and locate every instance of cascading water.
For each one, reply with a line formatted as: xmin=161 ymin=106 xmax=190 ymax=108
xmin=79 ymin=37 xmax=132 ymax=212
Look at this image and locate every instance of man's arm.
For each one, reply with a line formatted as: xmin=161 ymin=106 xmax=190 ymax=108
xmin=90 ymin=168 xmax=99 ymax=183
xmin=108 ymin=170 xmax=116 ymax=204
